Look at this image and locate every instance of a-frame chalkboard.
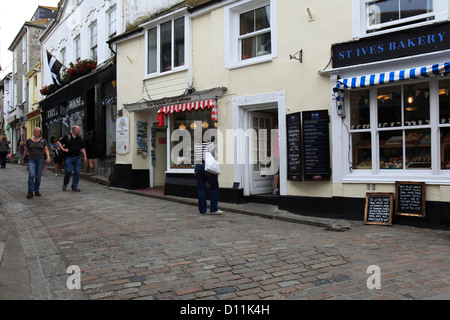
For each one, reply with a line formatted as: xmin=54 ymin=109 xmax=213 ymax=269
xmin=364 ymin=192 xmax=394 ymax=226
xmin=395 ymin=182 xmax=426 ymax=218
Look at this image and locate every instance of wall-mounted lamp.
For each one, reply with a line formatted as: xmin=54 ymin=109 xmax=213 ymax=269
xmin=289 ymin=50 xmax=303 ymax=63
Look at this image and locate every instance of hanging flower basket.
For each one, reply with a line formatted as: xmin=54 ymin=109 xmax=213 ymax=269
xmin=40 ymin=84 xmax=58 ymax=96
xmin=67 ymin=59 xmax=97 ymax=81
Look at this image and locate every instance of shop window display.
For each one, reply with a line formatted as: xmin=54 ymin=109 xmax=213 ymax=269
xmin=403 ymin=82 xmax=430 ymax=126
xmin=441 ymin=127 xmax=450 ymax=170
xmin=350 ymin=82 xmax=432 ymax=171
xmin=170 ymin=108 xmax=216 ymax=169
xmin=350 ymin=89 xmax=370 ymax=130
xmin=439 ymin=79 xmax=450 ymax=170
xmin=377 ymin=86 xmax=401 ymax=128
xmin=349 ymin=89 xmax=371 ymax=169
xmin=352 ymin=132 xmax=371 ymax=169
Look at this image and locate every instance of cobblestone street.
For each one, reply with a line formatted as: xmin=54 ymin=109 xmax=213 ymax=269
xmin=1 ymin=164 xmax=449 ymax=304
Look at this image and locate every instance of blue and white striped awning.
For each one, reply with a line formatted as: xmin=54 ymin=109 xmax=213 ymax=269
xmin=333 ymin=62 xmax=450 ymax=114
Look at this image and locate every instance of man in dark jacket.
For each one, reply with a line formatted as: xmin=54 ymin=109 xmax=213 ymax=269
xmin=57 ymin=125 xmax=87 ymax=191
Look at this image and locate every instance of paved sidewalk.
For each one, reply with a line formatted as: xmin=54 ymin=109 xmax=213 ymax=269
xmin=0 ymin=163 xmax=449 ymax=301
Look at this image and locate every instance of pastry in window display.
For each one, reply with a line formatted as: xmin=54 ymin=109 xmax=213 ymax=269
xmin=385 ymin=136 xmax=402 ymax=145
xmin=420 ymin=134 xmax=431 ymax=144
xmin=356 ymin=160 xmax=372 ymax=169
xmin=405 ymin=132 xmax=424 ymax=143
xmin=381 ymin=157 xmax=403 ymax=169
xmin=407 ymin=156 xmax=431 ymax=168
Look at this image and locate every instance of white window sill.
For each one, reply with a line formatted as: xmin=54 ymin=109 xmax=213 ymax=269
xmin=227 ymin=55 xmax=274 ymax=70
xmin=144 ymin=65 xmax=188 ymax=80
xmin=165 ymin=168 xmax=194 ymax=174
xmin=342 ymin=170 xmax=450 ymax=185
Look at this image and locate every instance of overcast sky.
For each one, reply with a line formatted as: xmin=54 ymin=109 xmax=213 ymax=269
xmin=0 ymin=0 xmax=58 ymax=78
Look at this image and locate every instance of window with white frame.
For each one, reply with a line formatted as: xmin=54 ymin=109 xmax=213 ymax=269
xmin=107 ymin=6 xmax=117 ymax=39
xmin=22 ymin=76 xmax=27 ymax=104
xmin=107 ymin=6 xmax=117 ymax=58
xmin=74 ymin=35 xmax=81 ymax=61
xmin=22 ymin=37 xmax=27 ymax=65
xmin=347 ymin=77 xmax=450 ymax=178
xmin=145 ymin=15 xmax=186 ymax=76
xmin=60 ymin=48 xmax=66 ymax=68
xmin=33 ymin=75 xmax=37 ymax=102
xmin=14 ymin=49 xmax=18 ymax=74
xmin=14 ymin=83 xmax=18 ymax=107
xmin=225 ymin=0 xmax=277 ymax=69
xmin=353 ymin=0 xmax=448 ymax=38
xmin=90 ymin=22 xmax=98 ymax=61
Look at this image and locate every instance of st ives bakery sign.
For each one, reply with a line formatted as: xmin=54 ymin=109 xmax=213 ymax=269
xmin=332 ymin=22 xmax=450 ymax=68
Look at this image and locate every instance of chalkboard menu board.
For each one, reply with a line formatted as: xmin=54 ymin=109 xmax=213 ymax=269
xmin=302 ymin=110 xmax=331 ymax=181
xmin=286 ymin=113 xmax=302 ymax=181
xmin=364 ymin=193 xmax=394 ymax=226
xmin=395 ymin=182 xmax=426 ymax=217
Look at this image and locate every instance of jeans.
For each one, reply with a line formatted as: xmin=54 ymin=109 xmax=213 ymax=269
xmin=64 ymin=156 xmax=81 ymax=188
xmin=194 ymin=164 xmax=219 ymax=214
xmin=28 ymin=158 xmax=45 ymax=192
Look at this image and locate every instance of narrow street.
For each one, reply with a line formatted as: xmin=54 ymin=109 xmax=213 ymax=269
xmin=0 ymin=164 xmax=449 ymax=305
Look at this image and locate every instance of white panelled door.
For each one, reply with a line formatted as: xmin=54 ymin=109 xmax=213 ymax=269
xmin=250 ymin=112 xmax=274 ymax=195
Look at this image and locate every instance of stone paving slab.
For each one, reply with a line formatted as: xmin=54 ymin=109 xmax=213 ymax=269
xmin=0 ymin=164 xmax=449 ymax=302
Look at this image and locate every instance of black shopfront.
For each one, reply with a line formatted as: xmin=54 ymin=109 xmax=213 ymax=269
xmin=39 ymin=62 xmax=117 ymax=175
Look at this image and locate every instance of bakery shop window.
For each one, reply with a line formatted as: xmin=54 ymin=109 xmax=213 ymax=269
xmin=350 ymin=89 xmax=370 ymax=130
xmin=352 ymin=132 xmax=372 ymax=169
xmin=439 ymin=79 xmax=450 ymax=170
xmin=350 ymin=81 xmax=433 ymax=171
xmin=379 ymin=128 xmax=431 ymax=170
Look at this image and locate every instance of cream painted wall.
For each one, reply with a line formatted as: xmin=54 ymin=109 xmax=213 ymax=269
xmin=116 ymin=36 xmax=145 ymax=105
xmin=115 ymin=34 xmax=145 ymax=167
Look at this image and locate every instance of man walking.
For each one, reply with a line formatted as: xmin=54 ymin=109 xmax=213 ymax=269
xmin=57 ymin=125 xmax=87 ymax=192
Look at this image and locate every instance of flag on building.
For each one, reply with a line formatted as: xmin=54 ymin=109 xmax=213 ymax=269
xmin=47 ymin=50 xmax=63 ymax=86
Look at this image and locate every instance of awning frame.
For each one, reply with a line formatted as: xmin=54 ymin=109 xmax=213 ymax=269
xmin=333 ymin=61 xmax=450 ymax=116
xmin=157 ymin=99 xmax=217 ymax=127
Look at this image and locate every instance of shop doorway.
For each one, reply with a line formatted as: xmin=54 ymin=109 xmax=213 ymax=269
xmin=232 ymin=91 xmax=286 ymax=197
xmin=149 ymin=124 xmax=167 ymax=188
xmin=249 ymin=111 xmax=276 ymax=195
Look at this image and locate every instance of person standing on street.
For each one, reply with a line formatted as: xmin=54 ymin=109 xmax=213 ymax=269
xmin=21 ymin=128 xmax=51 ymax=198
xmin=18 ymin=141 xmax=25 ymax=164
xmin=57 ymin=125 xmax=87 ymax=192
xmin=50 ymin=136 xmax=63 ymax=176
xmin=194 ymin=129 xmax=222 ymax=215
xmin=0 ymin=136 xmax=10 ymax=169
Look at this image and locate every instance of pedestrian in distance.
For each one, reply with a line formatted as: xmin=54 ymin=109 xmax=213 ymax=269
xmin=50 ymin=136 xmax=63 ymax=176
xmin=18 ymin=141 xmax=25 ymax=164
xmin=0 ymin=136 xmax=10 ymax=169
xmin=56 ymin=125 xmax=87 ymax=192
xmin=21 ymin=128 xmax=51 ymax=198
xmin=194 ymin=129 xmax=222 ymax=215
